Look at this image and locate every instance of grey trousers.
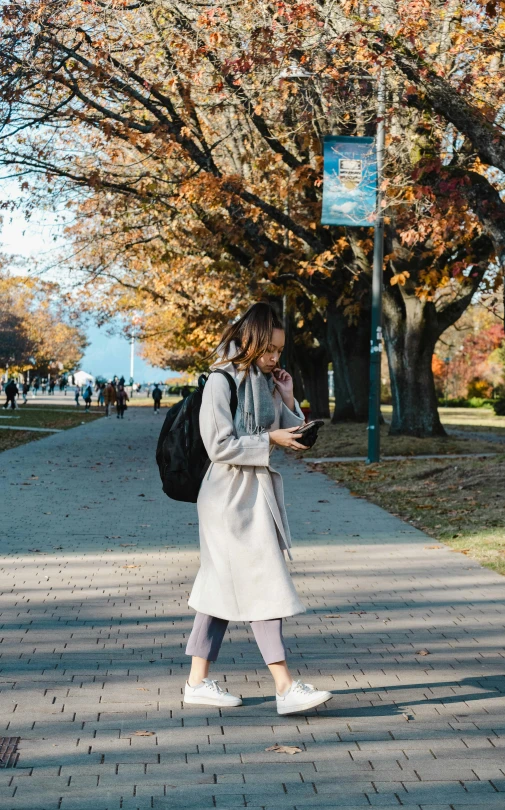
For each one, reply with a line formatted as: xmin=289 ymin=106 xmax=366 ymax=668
xmin=186 ymin=612 xmax=286 ymax=665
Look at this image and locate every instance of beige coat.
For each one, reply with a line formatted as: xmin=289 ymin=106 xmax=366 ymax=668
xmin=188 ymin=359 xmax=307 ymax=622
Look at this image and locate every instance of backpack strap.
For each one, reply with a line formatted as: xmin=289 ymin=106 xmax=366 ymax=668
xmin=211 ymin=369 xmax=238 ymax=419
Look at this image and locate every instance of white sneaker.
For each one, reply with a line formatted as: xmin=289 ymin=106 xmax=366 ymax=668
xmin=276 ymin=680 xmax=333 ymax=715
xmin=184 ymin=678 xmax=242 ymax=707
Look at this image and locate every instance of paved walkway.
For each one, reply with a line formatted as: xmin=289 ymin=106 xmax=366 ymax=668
xmin=1 ymin=408 xmax=505 ymax=810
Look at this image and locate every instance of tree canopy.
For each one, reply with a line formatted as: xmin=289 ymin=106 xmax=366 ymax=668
xmin=1 ymin=0 xmax=504 ymax=432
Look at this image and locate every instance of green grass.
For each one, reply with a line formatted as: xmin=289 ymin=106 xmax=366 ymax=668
xmin=301 ymin=418 xmax=502 ymax=459
xmin=0 ymin=406 xmax=103 ymax=453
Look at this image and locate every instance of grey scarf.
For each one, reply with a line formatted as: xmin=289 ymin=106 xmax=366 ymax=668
xmin=237 ymin=364 xmax=276 ymax=435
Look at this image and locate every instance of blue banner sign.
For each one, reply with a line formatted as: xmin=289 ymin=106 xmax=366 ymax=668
xmin=321 ymin=136 xmax=377 ymax=227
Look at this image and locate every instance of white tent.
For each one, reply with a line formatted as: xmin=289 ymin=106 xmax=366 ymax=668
xmin=73 ymin=370 xmax=95 ymax=387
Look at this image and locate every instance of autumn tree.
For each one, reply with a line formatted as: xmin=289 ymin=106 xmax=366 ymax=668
xmin=0 ymin=272 xmax=87 ymax=376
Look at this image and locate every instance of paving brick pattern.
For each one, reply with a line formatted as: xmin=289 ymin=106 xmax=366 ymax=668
xmin=1 ymin=407 xmax=505 ymax=810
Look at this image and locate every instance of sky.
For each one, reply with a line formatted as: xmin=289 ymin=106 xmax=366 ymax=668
xmin=1 ymin=200 xmax=173 ymax=383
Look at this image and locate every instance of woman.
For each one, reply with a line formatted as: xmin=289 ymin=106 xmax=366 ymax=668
xmin=83 ymin=384 xmax=93 ymax=411
xmin=184 ymin=303 xmax=332 ymax=715
xmin=103 ymin=381 xmax=116 ymax=417
xmin=116 ymin=384 xmax=129 ymax=419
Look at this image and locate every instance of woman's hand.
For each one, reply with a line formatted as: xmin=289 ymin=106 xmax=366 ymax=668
xmin=269 ymin=426 xmax=306 ymax=450
xmin=272 ymin=368 xmax=294 ymax=411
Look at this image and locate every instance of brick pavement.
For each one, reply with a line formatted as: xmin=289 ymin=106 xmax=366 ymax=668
xmin=1 ymin=407 xmax=505 ymax=810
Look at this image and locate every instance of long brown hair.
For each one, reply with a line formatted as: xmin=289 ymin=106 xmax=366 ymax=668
xmin=213 ymin=303 xmax=284 ymax=372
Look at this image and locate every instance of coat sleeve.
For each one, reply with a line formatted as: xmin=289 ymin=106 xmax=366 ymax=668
xmin=200 ymin=372 xmax=270 ymax=466
xmin=279 ymin=397 xmax=305 ymax=429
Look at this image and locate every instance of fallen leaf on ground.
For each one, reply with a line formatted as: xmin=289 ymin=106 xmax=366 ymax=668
xmin=130 ymin=730 xmax=155 ymax=736
xmin=416 ymin=650 xmax=430 ymax=656
xmin=318 ymin=499 xmax=329 ymax=503
xmin=123 ymin=565 xmax=140 ymax=569
xmin=28 ymin=548 xmax=42 ymax=552
xmin=402 ymin=713 xmax=412 ymax=722
xmin=138 ymin=493 xmax=145 ymax=497
xmin=324 ymin=614 xmax=341 ymax=618
xmin=424 ymin=545 xmax=443 ymax=549
xmin=106 ymin=535 xmax=121 ymax=539
xmin=265 ymin=745 xmax=302 ymax=755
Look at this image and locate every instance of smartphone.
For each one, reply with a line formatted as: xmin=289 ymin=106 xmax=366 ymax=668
xmin=296 ymin=419 xmax=325 ymax=448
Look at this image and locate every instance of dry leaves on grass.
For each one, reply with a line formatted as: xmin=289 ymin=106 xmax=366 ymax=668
xmin=265 ymin=745 xmax=302 ymax=755
xmin=129 ymin=730 xmax=155 ymax=737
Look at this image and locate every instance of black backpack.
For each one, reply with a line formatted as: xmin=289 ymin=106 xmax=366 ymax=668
xmin=155 ymin=370 xmax=237 ymax=503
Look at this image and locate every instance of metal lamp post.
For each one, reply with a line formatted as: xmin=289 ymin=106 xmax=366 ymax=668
xmin=281 ymin=62 xmax=386 ymax=458
xmin=366 ymin=70 xmax=386 ymax=464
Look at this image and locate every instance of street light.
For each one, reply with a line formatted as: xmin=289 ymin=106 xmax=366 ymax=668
xmin=130 ymin=312 xmax=141 ymax=391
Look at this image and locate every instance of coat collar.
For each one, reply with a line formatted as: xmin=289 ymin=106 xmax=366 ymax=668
xmin=210 ymin=340 xmax=246 ymax=385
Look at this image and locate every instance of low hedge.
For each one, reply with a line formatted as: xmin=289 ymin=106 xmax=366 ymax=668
xmin=438 ymin=397 xmax=495 ymax=409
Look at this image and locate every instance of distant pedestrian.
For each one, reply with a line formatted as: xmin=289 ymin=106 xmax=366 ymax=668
xmin=152 ymin=383 xmax=162 ymax=413
xmin=97 ymin=383 xmax=105 ymax=407
xmin=41 ymin=379 xmax=47 ymax=394
xmin=49 ymin=379 xmax=56 ymax=395
xmin=74 ymin=385 xmax=81 ymax=407
xmin=104 ymin=381 xmax=116 ymax=417
xmin=84 ymin=384 xmax=93 ymax=411
xmin=3 ymin=379 xmax=18 ymax=410
xmin=33 ymin=377 xmax=40 ymax=396
xmin=116 ymin=384 xmax=129 ymax=419
xmin=22 ymin=381 xmax=30 ymax=405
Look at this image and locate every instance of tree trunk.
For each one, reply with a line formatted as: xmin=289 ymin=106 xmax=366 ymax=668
xmin=326 ymin=305 xmax=370 ymax=422
xmin=383 ymin=295 xmax=446 ymax=437
xmin=293 ymin=341 xmax=330 ymax=418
